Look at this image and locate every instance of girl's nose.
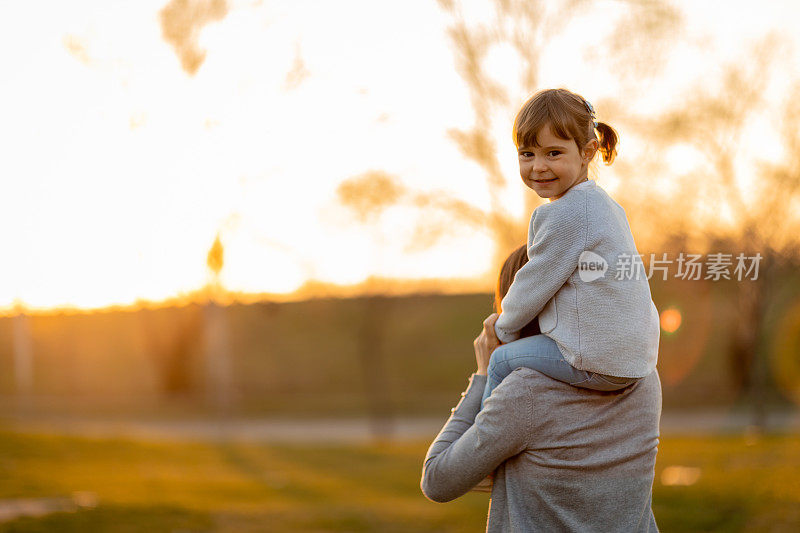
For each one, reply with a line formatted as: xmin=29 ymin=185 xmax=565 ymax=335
xmin=532 ymin=159 xmax=548 ymax=172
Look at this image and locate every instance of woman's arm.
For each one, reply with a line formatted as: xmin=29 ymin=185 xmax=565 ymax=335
xmin=420 ymin=315 xmax=531 ymax=503
xmin=420 ymin=372 xmax=533 ymax=502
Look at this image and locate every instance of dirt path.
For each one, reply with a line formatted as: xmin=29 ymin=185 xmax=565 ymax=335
xmin=1 ymin=410 xmax=799 ymax=444
xmin=0 ymin=493 xmax=97 ymax=524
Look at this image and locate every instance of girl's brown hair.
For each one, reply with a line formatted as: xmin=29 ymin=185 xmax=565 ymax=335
xmin=495 ymin=244 xmax=541 ymax=338
xmin=513 ymin=88 xmax=618 ymax=164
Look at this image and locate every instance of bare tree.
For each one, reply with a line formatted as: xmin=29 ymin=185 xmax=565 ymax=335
xmin=335 ymin=0 xmax=685 ymax=432
xmin=12 ymin=302 xmax=34 ymax=411
xmin=336 ymin=2 xmax=800 ymax=424
xmin=138 ymin=304 xmax=203 ymax=399
xmin=337 ymin=0 xmax=682 ymax=266
xmin=203 ymin=233 xmax=235 ymax=411
xmin=614 ymin=36 xmax=800 ymax=426
xmin=159 ymin=0 xmax=229 ymax=76
xmin=334 ymin=177 xmax=397 ymax=438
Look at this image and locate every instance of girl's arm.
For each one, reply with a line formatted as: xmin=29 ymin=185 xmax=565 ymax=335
xmin=494 ymin=200 xmax=587 ymax=343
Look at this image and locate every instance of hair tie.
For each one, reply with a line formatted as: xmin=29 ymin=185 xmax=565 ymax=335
xmin=584 ymin=98 xmax=597 ymax=129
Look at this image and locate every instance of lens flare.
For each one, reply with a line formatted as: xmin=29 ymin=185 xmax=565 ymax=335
xmin=660 ymin=466 xmax=701 ymax=486
xmin=655 ymin=281 xmax=713 ymax=388
xmin=660 ymin=307 xmax=682 ymax=333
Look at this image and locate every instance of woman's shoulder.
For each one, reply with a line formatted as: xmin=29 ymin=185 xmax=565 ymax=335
xmin=489 ymin=368 xmax=661 ymax=448
xmin=507 ymin=367 xmax=662 ymax=407
xmin=488 ymin=369 xmax=538 ymax=404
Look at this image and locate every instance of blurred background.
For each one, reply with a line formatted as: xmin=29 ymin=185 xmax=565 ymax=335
xmin=1 ymin=0 xmax=800 ymax=531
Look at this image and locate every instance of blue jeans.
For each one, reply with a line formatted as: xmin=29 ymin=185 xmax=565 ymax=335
xmin=481 ymin=334 xmax=639 ymax=409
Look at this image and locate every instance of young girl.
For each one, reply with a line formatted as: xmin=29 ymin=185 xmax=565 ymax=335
xmin=482 ymin=88 xmax=660 ymax=408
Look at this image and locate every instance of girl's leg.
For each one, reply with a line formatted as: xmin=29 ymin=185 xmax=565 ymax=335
xmin=481 ymin=334 xmax=567 ymax=408
xmin=480 ymin=335 xmax=638 ymax=409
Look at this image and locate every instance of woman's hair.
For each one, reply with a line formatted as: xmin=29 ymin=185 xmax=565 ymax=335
xmin=495 ymin=244 xmax=541 ymax=338
xmin=513 ymin=88 xmax=618 ymax=165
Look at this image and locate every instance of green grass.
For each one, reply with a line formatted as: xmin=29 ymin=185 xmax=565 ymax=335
xmin=0 ymin=429 xmax=798 ymax=532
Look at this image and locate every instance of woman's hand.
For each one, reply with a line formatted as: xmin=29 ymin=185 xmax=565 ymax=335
xmin=474 ymin=313 xmax=500 ymax=376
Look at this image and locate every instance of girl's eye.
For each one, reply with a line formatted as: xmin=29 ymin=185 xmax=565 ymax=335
xmin=547 ymin=150 xmax=561 ymax=157
xmin=520 ymin=152 xmax=534 ymax=158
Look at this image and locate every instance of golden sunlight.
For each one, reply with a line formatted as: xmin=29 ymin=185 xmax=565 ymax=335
xmin=1 ymin=0 xmax=799 ymax=312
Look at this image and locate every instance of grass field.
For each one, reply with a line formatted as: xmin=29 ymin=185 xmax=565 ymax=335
xmin=0 ymin=429 xmax=798 ymax=532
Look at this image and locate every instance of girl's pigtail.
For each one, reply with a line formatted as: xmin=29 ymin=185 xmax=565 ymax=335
xmin=594 ymin=121 xmax=618 ymax=165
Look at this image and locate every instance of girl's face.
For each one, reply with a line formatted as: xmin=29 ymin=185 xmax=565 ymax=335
xmin=517 ymin=122 xmax=597 ymax=200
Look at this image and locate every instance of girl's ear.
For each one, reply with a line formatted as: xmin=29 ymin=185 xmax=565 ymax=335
xmin=582 ymin=138 xmax=599 ymax=163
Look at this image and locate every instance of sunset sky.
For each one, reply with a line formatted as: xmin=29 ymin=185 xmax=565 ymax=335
xmin=2 ymin=0 xmax=799 ymax=311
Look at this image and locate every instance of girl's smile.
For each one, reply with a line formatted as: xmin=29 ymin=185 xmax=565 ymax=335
xmin=518 ymin=122 xmax=596 ymax=200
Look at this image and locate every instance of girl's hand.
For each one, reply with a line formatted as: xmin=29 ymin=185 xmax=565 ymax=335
xmin=474 ymin=313 xmax=500 ymax=375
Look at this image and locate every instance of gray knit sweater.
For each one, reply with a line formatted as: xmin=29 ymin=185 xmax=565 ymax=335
xmin=421 ymin=369 xmax=661 ymax=532
xmin=494 ymin=179 xmax=660 ymax=378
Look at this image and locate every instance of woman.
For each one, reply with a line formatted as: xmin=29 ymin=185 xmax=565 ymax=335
xmin=421 ymin=245 xmax=662 ymax=532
